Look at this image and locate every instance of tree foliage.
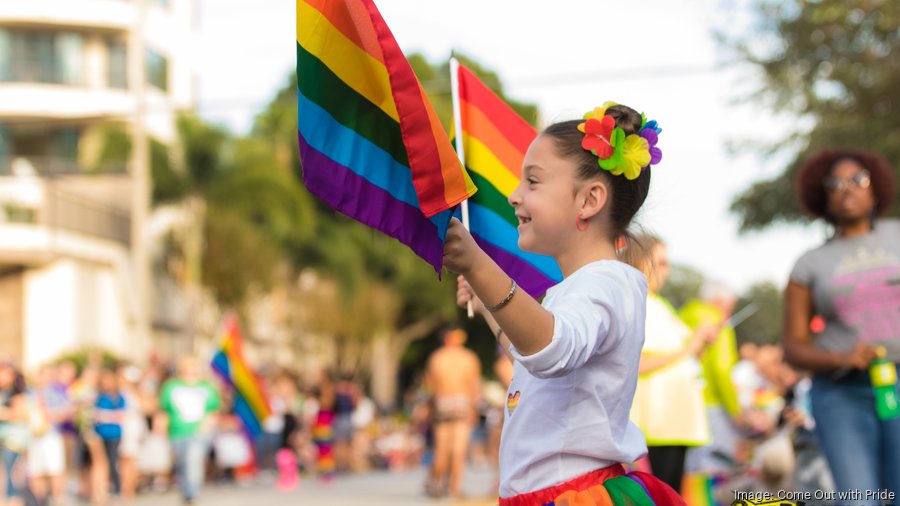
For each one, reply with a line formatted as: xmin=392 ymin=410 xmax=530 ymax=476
xmin=90 ymin=124 xmax=131 ymax=174
xmin=660 ymin=264 xmax=705 ymax=310
xmin=724 ymin=0 xmax=900 ymax=232
xmin=734 ymin=281 xmax=783 ymax=345
xmin=151 ymin=114 xmax=315 ymax=308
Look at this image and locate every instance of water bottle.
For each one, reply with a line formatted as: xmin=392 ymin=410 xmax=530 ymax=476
xmin=870 ymin=346 xmax=900 ymax=421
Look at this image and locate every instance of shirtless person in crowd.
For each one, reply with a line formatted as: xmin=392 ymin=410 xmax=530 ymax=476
xmin=424 ymin=326 xmax=481 ymax=499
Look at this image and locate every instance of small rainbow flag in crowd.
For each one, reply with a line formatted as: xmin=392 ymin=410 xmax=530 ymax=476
xmin=682 ymin=473 xmax=716 ymax=506
xmin=210 ymin=313 xmax=270 ymax=437
xmin=452 ymin=63 xmax=562 ymax=297
xmin=297 ymin=0 xmax=477 ymax=274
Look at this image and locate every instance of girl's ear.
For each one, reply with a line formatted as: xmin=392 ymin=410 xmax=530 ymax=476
xmin=579 ymin=180 xmax=609 ymax=220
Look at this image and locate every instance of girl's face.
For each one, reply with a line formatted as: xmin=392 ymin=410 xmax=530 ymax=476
xmin=508 ymin=135 xmax=583 ymax=257
xmin=825 ymin=159 xmax=875 ymax=224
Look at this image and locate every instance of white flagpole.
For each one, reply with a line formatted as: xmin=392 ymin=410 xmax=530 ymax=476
xmin=728 ymin=302 xmax=759 ymax=328
xmin=449 ymin=56 xmax=474 ymax=318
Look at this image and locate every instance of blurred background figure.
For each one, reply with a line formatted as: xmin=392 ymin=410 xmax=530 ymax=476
xmin=778 ymin=370 xmax=834 ymax=495
xmin=92 ymin=368 xmax=125 ymax=505
xmin=26 ymin=365 xmax=69 ymax=506
xmin=69 ymin=357 xmax=101 ymax=504
xmin=423 ymin=326 xmax=481 ymax=499
xmin=312 ymin=370 xmax=336 ymax=483
xmin=159 ymin=356 xmax=220 ymax=505
xmin=211 ymin=393 xmax=252 ymax=484
xmin=255 ymin=373 xmax=284 ymax=483
xmin=350 ymin=387 xmax=376 ymax=473
xmin=0 ymin=361 xmax=26 ymax=506
xmin=53 ymin=360 xmax=79 ymax=496
xmin=627 ymin=234 xmax=717 ymax=492
xmin=332 ymin=373 xmax=358 ymax=474
xmin=783 ymin=148 xmax=900 ymax=502
xmin=117 ymin=364 xmax=147 ymax=502
xmin=681 ymin=282 xmax=743 ymax=476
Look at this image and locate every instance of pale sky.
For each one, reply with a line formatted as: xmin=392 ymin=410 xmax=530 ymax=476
xmin=197 ymin=0 xmax=828 ymax=293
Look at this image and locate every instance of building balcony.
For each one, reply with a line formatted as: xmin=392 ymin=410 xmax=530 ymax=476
xmin=0 ymin=158 xmax=132 ymax=258
xmin=0 ymin=83 xmax=137 ymax=120
xmin=0 ymin=0 xmax=137 ymax=31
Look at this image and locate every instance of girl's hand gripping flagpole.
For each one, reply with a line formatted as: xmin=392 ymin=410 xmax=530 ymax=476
xmin=450 ymin=56 xmax=474 ymax=318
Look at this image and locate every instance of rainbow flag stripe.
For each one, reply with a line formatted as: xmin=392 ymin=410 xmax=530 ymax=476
xmin=454 ymin=64 xmax=561 ymax=297
xmin=210 ymin=314 xmax=270 ymax=437
xmin=682 ymin=473 xmax=716 ymax=506
xmin=297 ymin=0 xmax=476 ymax=273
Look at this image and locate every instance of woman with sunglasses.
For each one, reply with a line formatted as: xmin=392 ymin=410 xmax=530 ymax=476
xmin=784 ymin=148 xmax=899 ymax=501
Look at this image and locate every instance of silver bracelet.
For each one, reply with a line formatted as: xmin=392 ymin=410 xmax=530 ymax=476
xmin=485 ymin=279 xmax=517 ymax=313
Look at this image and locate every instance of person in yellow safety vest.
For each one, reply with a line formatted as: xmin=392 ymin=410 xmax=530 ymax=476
xmin=680 ymin=282 xmax=742 ymax=474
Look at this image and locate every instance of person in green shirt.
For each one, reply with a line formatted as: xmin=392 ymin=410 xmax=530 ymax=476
xmin=159 ymin=357 xmax=220 ymax=505
xmin=680 ymin=282 xmax=742 ymax=474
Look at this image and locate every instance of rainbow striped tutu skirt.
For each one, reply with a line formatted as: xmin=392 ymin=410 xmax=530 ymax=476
xmin=499 ymin=464 xmax=687 ymax=506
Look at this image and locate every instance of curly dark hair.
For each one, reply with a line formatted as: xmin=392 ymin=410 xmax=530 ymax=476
xmin=796 ymin=148 xmax=894 ymax=223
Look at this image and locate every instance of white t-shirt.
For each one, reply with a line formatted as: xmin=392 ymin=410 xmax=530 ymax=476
xmin=500 ymin=260 xmax=648 ymax=497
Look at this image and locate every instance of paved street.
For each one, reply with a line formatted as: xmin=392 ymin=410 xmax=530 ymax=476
xmin=130 ymin=466 xmax=498 ymax=506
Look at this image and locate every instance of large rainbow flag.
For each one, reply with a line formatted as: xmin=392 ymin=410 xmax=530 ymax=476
xmin=453 ymin=63 xmax=562 ymax=297
xmin=297 ymin=0 xmax=477 ymax=273
xmin=210 ymin=314 xmax=270 ymax=437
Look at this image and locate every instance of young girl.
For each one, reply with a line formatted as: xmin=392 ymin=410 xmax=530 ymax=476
xmin=444 ymin=103 xmax=686 ymax=505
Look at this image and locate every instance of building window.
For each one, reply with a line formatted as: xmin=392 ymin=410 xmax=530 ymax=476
xmin=145 ymin=48 xmax=169 ymax=92
xmin=107 ymin=39 xmax=127 ymax=89
xmin=12 ymin=31 xmax=55 ymax=83
xmin=0 ymin=29 xmax=85 ymax=85
xmin=0 ymin=30 xmax=10 ymax=81
xmin=55 ymin=32 xmax=84 ymax=84
xmin=54 ymin=128 xmax=79 ymax=165
xmin=6 ymin=125 xmax=84 ymax=174
xmin=0 ymin=124 xmax=8 ymax=176
xmin=4 ymin=205 xmax=36 ymax=224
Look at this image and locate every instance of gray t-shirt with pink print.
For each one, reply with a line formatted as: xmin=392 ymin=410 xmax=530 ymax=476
xmin=790 ymin=219 xmax=900 ymax=362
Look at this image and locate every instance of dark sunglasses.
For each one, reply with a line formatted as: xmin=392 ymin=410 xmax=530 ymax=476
xmin=823 ymin=170 xmax=871 ymax=192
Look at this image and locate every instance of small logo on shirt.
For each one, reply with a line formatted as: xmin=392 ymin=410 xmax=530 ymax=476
xmin=507 ymin=391 xmax=520 ymax=416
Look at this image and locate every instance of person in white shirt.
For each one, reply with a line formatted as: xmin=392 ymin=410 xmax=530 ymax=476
xmin=627 ymin=235 xmax=717 ymax=491
xmin=445 ymin=103 xmax=686 ymax=505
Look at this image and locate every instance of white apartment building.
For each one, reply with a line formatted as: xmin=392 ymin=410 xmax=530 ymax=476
xmin=0 ymin=0 xmax=196 ymax=370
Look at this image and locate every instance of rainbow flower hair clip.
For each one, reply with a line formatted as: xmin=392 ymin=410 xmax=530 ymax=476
xmin=576 ymin=101 xmax=662 ymax=180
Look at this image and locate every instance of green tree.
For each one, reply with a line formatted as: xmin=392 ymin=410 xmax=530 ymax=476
xmin=724 ymin=0 xmax=900 ymax=232
xmin=89 ymin=124 xmax=132 ymax=174
xmin=153 ymin=115 xmax=315 ymax=309
xmin=734 ymin=281 xmax=783 ymax=345
xmin=660 ymin=264 xmax=705 ymax=309
xmin=253 ymin=71 xmax=456 ymax=407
